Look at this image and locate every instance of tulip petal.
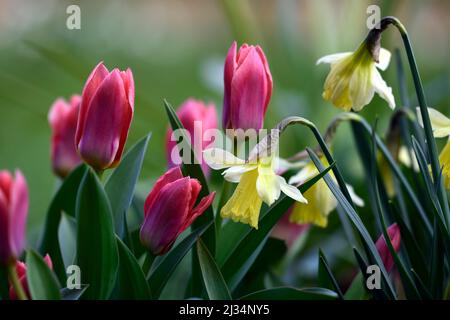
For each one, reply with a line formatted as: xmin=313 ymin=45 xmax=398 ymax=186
xmin=144 ymin=166 xmax=184 ymax=216
xmin=9 ymin=171 xmax=28 ymax=259
xmin=0 ymin=188 xmax=9 ymax=263
xmin=184 ymin=191 xmax=216 ymax=230
xmin=316 ymin=52 xmax=352 ymax=65
xmin=255 ymin=46 xmax=273 ymax=114
xmin=77 ymin=70 xmax=128 ymax=169
xmin=223 ymin=41 xmax=237 ymax=129
xmin=375 ymin=48 xmax=391 ymax=71
xmin=372 ymin=69 xmax=395 ymax=109
xmin=203 ymin=148 xmax=245 ymax=170
xmin=278 ymin=176 xmax=307 ymax=203
xmin=417 ymin=107 xmax=450 ymax=138
xmin=76 ymin=62 xmax=109 ymax=144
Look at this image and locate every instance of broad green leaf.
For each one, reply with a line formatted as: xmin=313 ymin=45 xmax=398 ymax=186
xmin=58 ymin=213 xmax=77 ymax=267
xmin=112 ymin=237 xmax=151 ymax=300
xmin=61 ymin=286 xmax=88 ymax=300
xmin=220 ymin=163 xmax=335 ymax=290
xmin=76 ymin=169 xmax=119 ymax=299
xmin=148 ymin=222 xmax=211 ymax=299
xmin=318 ymin=249 xmax=344 ymax=299
xmin=26 ymin=250 xmax=61 ymax=300
xmin=197 ymin=239 xmax=231 ymax=300
xmin=105 ymin=134 xmax=151 ymax=238
xmin=240 ymin=287 xmax=338 ymax=300
xmin=344 ymin=273 xmax=368 ymax=300
xmin=39 ymin=164 xmax=87 ymax=282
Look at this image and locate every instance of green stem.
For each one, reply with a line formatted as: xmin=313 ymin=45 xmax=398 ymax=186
xmin=8 ymin=261 xmax=27 ymax=300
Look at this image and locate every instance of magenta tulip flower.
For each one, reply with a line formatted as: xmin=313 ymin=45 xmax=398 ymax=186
xmin=0 ymin=170 xmax=28 ymax=265
xmin=140 ymin=166 xmax=215 ymax=255
xmin=166 ymin=98 xmax=218 ymax=175
xmin=48 ymin=95 xmax=83 ymax=178
xmin=375 ymin=223 xmax=401 ymax=272
xmin=223 ymin=41 xmax=273 ymax=131
xmin=76 ymin=62 xmax=134 ymax=171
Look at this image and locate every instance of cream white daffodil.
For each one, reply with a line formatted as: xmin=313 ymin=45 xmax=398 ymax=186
xmin=203 ymin=148 xmax=307 ymax=229
xmin=288 ymin=157 xmax=364 ymax=227
xmin=417 ymin=107 xmax=450 ymax=188
xmin=317 ymin=45 xmax=395 ymax=112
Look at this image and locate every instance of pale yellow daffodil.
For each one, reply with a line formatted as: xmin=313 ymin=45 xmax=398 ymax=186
xmin=317 ymin=44 xmax=395 ymax=112
xmin=203 ymin=148 xmax=307 ymax=229
xmin=288 ymin=157 xmax=364 ymax=227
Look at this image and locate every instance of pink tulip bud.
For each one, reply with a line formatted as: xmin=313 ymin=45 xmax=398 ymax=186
xmin=375 ymin=223 xmax=401 ymax=272
xmin=166 ymin=98 xmax=218 ymax=176
xmin=9 ymin=254 xmax=52 ymax=300
xmin=223 ymin=41 xmax=273 ymax=131
xmin=140 ymin=166 xmax=215 ymax=255
xmin=0 ymin=170 xmax=28 ymax=265
xmin=271 ymin=209 xmax=310 ymax=248
xmin=76 ymin=62 xmax=134 ymax=170
xmin=48 ymin=95 xmax=83 ymax=178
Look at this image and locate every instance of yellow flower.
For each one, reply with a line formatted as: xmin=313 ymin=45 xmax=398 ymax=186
xmin=317 ymin=44 xmax=395 ymax=111
xmin=288 ymin=157 xmax=364 ymax=227
xmin=417 ymin=107 xmax=450 ymax=188
xmin=203 ymin=148 xmax=307 ymax=229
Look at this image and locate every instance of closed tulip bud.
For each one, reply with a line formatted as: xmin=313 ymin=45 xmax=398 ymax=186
xmin=375 ymin=223 xmax=401 ymax=272
xmin=0 ymin=170 xmax=28 ymax=265
xmin=9 ymin=254 xmax=52 ymax=300
xmin=48 ymin=95 xmax=83 ymax=178
xmin=140 ymin=167 xmax=215 ymax=255
xmin=166 ymin=98 xmax=218 ymax=176
xmin=76 ymin=62 xmax=134 ymax=171
xmin=223 ymin=41 xmax=273 ymax=131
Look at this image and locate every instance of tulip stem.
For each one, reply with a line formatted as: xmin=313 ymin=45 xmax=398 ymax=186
xmin=7 ymin=261 xmax=27 ymax=300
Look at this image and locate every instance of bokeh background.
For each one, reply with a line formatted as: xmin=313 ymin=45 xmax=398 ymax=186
xmin=0 ymin=0 xmax=449 ymax=297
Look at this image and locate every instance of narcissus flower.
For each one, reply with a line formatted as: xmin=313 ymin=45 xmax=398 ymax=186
xmin=288 ymin=157 xmax=363 ymax=228
xmin=417 ymin=107 xmax=450 ymax=188
xmin=223 ymin=41 xmax=273 ymax=131
xmin=375 ymin=223 xmax=401 ymax=272
xmin=0 ymin=170 xmax=28 ymax=265
xmin=166 ymin=98 xmax=218 ymax=176
xmin=9 ymin=254 xmax=53 ymax=300
xmin=140 ymin=167 xmax=215 ymax=255
xmin=317 ymin=44 xmax=395 ymax=111
xmin=204 ymin=147 xmax=307 ymax=229
xmin=48 ymin=95 xmax=82 ymax=178
xmin=76 ymin=62 xmax=134 ymax=171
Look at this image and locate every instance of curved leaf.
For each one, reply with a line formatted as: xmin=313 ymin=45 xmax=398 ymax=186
xmin=240 ymin=287 xmax=338 ymax=300
xmin=26 ymin=250 xmax=61 ymax=300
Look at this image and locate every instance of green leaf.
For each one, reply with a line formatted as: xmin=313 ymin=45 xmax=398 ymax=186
xmin=240 ymin=287 xmax=338 ymax=300
xmin=148 ymin=222 xmax=212 ymax=299
xmin=197 ymin=239 xmax=231 ymax=300
xmin=344 ymin=272 xmax=368 ymax=300
xmin=76 ymin=169 xmax=119 ymax=299
xmin=58 ymin=213 xmax=77 ymax=267
xmin=39 ymin=164 xmax=87 ymax=283
xmin=26 ymin=250 xmax=61 ymax=300
xmin=61 ymin=286 xmax=88 ymax=300
xmin=352 ymin=247 xmax=387 ymax=300
xmin=105 ymin=134 xmax=151 ymax=238
xmin=318 ymin=249 xmax=344 ymax=299
xmin=220 ymin=163 xmax=335 ymax=291
xmin=112 ymin=237 xmax=151 ymax=300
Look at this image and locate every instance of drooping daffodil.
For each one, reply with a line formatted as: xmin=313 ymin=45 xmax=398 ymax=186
xmin=203 ymin=143 xmax=307 ymax=229
xmin=317 ymin=43 xmax=395 ymax=112
xmin=288 ymin=157 xmax=364 ymax=227
xmin=417 ymin=107 xmax=450 ymax=188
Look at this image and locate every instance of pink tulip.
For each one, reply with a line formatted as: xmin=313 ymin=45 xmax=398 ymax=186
xmin=166 ymin=98 xmax=218 ymax=175
xmin=223 ymin=41 xmax=273 ymax=131
xmin=140 ymin=166 xmax=215 ymax=255
xmin=271 ymin=210 xmax=310 ymax=248
xmin=76 ymin=62 xmax=134 ymax=170
xmin=0 ymin=170 xmax=28 ymax=265
xmin=48 ymin=95 xmax=83 ymax=178
xmin=9 ymin=254 xmax=52 ymax=300
xmin=375 ymin=223 xmax=401 ymax=272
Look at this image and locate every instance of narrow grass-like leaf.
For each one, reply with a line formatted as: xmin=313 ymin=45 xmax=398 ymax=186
xmin=344 ymin=273 xmax=368 ymax=300
xmin=105 ymin=134 xmax=151 ymax=238
xmin=197 ymin=239 xmax=231 ymax=300
xmin=240 ymin=287 xmax=338 ymax=300
xmin=61 ymin=286 xmax=88 ymax=300
xmin=352 ymin=247 xmax=387 ymax=300
xmin=318 ymin=249 xmax=344 ymax=299
xmin=76 ymin=169 xmax=119 ymax=300
xmin=410 ymin=270 xmax=432 ymax=300
xmin=26 ymin=250 xmax=61 ymax=300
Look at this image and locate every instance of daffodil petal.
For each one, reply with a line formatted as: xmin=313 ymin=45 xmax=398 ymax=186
xmin=203 ymin=148 xmax=245 ymax=170
xmin=345 ymin=184 xmax=364 ymax=207
xmin=349 ymin=66 xmax=375 ymax=111
xmin=416 ymin=107 xmax=450 ymax=138
xmin=316 ymin=52 xmax=352 ymax=65
xmin=372 ymin=69 xmax=395 ymax=109
xmin=375 ymin=48 xmax=391 ymax=71
xmin=288 ymin=163 xmax=317 ymax=185
xmin=223 ymin=165 xmax=257 ymax=183
xmin=256 ymin=167 xmax=281 ymax=206
xmin=278 ymin=176 xmax=307 ymax=203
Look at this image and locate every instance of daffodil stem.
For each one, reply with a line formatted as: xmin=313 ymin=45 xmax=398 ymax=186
xmin=383 ymin=16 xmax=450 ymax=226
xmin=7 ymin=261 xmax=27 ymax=300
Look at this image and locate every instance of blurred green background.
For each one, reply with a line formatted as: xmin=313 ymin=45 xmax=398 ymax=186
xmin=0 ymin=0 xmax=449 ymax=284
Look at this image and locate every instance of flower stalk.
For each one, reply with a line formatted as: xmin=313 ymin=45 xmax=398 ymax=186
xmin=7 ymin=261 xmax=27 ymax=300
